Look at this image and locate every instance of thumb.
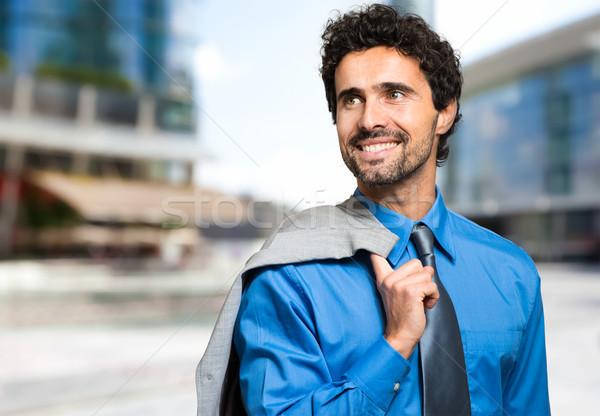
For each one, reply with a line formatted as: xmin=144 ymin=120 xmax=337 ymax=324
xmin=370 ymin=253 xmax=394 ymax=285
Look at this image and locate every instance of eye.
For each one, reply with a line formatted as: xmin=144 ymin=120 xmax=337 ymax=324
xmin=387 ymin=90 xmax=404 ymax=100
xmin=344 ymin=96 xmax=361 ymax=106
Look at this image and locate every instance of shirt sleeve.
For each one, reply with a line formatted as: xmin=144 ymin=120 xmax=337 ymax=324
xmin=502 ymin=264 xmax=551 ymax=415
xmin=233 ymin=264 xmax=411 ymax=415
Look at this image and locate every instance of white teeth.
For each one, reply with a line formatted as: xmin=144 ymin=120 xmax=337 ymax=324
xmin=362 ymin=142 xmax=398 ymax=153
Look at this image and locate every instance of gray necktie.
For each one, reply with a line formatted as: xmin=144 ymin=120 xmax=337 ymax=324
xmin=411 ymin=223 xmax=471 ymax=416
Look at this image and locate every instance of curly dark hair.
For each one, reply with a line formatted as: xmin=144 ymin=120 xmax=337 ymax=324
xmin=320 ymin=4 xmax=462 ymax=166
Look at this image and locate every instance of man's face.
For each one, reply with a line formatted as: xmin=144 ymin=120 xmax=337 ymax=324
xmin=334 ymin=46 xmax=441 ymax=187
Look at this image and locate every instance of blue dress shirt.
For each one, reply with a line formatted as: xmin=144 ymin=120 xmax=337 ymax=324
xmin=234 ymin=189 xmax=551 ymax=415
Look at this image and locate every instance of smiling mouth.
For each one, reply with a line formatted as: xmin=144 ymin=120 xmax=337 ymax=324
xmin=357 ymin=142 xmax=399 ymax=153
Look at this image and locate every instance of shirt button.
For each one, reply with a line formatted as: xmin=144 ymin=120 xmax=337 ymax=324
xmin=393 ymin=382 xmax=400 ymax=392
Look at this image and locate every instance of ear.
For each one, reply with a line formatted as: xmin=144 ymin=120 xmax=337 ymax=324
xmin=435 ymin=99 xmax=457 ymax=136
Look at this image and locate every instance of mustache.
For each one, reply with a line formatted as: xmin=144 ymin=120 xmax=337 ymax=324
xmin=348 ymin=128 xmax=409 ymax=147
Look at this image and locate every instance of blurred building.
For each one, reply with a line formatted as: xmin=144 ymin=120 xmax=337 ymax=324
xmin=441 ymin=13 xmax=600 ymax=262
xmin=0 ymin=0 xmax=205 ymax=259
xmin=389 ymin=0 xmax=435 ymax=25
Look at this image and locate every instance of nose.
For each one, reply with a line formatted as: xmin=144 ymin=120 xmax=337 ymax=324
xmin=358 ymin=100 xmax=389 ymax=131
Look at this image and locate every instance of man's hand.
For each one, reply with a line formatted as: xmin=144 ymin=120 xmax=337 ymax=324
xmin=370 ymin=254 xmax=439 ymax=359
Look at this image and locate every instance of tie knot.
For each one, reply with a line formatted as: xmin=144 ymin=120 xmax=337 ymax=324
xmin=410 ymin=223 xmax=435 ymax=258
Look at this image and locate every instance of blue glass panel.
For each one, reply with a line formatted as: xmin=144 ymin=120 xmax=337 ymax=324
xmin=447 ymin=53 xmax=599 ymax=208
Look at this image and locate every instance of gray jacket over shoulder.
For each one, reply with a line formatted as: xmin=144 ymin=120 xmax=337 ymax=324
xmin=195 ymin=196 xmax=399 ymax=415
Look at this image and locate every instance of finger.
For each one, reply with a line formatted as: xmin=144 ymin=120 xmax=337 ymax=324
xmin=397 ymin=268 xmax=435 ymax=285
xmin=370 ymin=253 xmax=394 ymax=284
xmin=423 ymin=281 xmax=440 ymax=309
xmin=424 ymin=296 xmax=439 ymax=309
xmin=396 ymin=258 xmax=425 ymax=275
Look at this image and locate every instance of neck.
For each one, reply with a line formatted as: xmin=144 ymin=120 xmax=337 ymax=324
xmin=357 ymin=171 xmax=437 ymax=222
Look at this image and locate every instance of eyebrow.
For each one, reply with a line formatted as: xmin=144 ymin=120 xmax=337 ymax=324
xmin=337 ymin=87 xmax=362 ymax=102
xmin=378 ymin=82 xmax=418 ymax=96
xmin=336 ymin=82 xmax=418 ymax=102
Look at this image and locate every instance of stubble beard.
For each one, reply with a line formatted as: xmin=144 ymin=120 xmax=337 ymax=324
xmin=341 ymin=118 xmax=438 ymax=187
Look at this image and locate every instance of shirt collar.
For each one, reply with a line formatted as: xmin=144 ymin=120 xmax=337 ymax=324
xmin=353 ymin=186 xmax=456 ymax=264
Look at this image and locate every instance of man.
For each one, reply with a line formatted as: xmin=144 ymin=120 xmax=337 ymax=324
xmin=197 ymin=4 xmax=550 ymax=415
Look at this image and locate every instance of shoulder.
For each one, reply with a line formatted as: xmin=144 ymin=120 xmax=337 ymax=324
xmin=268 ymin=198 xmax=368 ymax=236
xmin=242 ymin=197 xmax=397 ymax=275
xmin=246 ymin=253 xmax=369 ymax=294
xmin=447 ymin=210 xmax=541 ymax=318
xmin=264 ymin=194 xmax=385 ymax=238
xmin=448 ymin=209 xmax=538 ymax=278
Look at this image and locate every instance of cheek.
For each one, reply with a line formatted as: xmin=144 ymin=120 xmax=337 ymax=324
xmin=389 ymin=107 xmax=415 ymax=124
xmin=336 ymin=127 xmax=349 ymax=147
xmin=390 ymin=111 xmax=429 ymax=135
xmin=336 ymin=111 xmax=359 ymax=137
xmin=335 ymin=119 xmax=352 ymax=141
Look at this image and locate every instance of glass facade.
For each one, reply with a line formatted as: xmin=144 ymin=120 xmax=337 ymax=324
xmin=0 ymin=0 xmax=197 ymax=133
xmin=445 ymin=52 xmax=600 ymax=209
xmin=442 ymin=51 xmax=600 ymax=261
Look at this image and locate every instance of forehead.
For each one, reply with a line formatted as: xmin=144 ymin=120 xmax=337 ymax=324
xmin=334 ymin=46 xmax=428 ymax=93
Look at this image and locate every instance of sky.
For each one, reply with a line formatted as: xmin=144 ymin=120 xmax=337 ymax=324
xmin=193 ymin=0 xmax=600 ymax=208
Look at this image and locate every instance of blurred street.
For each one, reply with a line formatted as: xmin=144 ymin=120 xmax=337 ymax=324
xmin=0 ymin=243 xmax=258 ymax=416
xmin=0 ymin=260 xmax=598 ymax=415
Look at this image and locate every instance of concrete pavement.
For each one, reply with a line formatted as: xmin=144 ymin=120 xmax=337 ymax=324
xmin=538 ymin=263 xmax=600 ymax=415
